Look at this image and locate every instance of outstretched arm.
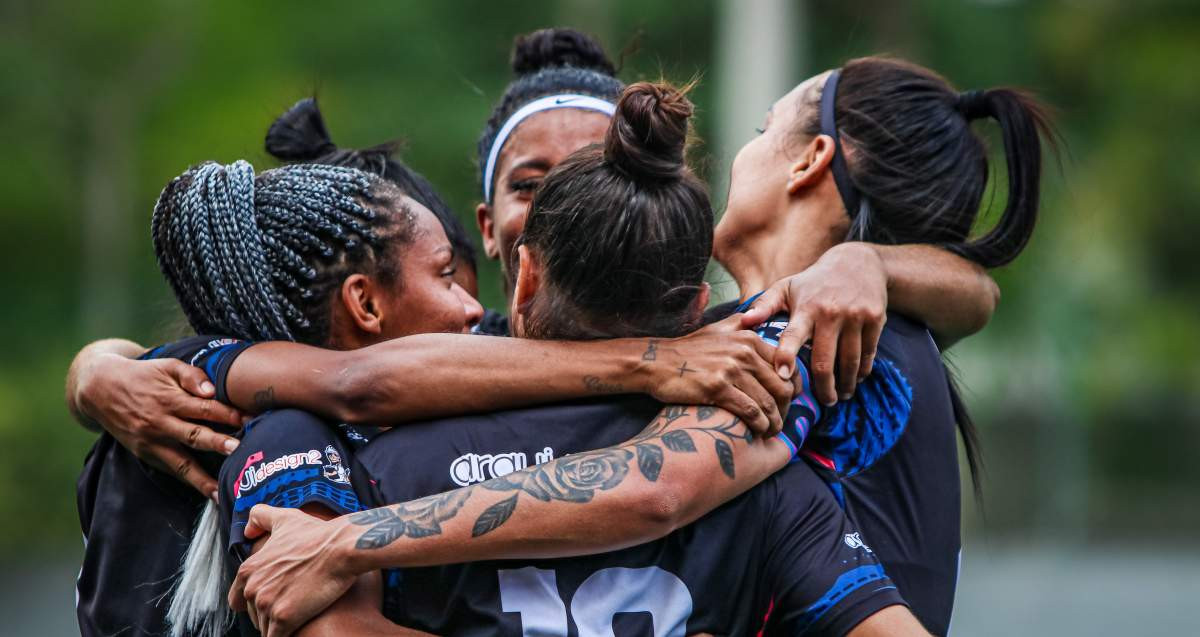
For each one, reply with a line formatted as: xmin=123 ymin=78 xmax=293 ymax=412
xmin=230 ymin=404 xmax=795 ymax=636
xmin=221 ymin=314 xmax=793 ymax=434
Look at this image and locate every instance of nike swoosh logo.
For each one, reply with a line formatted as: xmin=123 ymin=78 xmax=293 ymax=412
xmin=555 ymin=97 xmax=581 ymax=105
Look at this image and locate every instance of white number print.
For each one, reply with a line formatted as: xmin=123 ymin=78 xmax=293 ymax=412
xmin=499 ymin=566 xmax=693 ymax=637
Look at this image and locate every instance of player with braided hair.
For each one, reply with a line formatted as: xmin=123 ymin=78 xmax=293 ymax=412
xmin=74 ymin=157 xmax=800 ymax=637
xmin=264 ymin=97 xmax=480 ymax=297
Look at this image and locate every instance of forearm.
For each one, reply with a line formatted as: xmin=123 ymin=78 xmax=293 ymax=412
xmin=65 ymin=338 xmax=147 ymax=431
xmin=867 ymin=243 xmax=999 ymax=347
xmin=226 ymin=334 xmax=653 ymax=423
xmin=333 ymin=406 xmax=791 ymax=575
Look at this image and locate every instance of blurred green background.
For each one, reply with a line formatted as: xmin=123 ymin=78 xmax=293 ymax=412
xmin=2 ymin=0 xmax=1198 ymax=633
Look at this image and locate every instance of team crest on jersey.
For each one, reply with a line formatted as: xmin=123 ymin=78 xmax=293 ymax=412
xmin=322 ymin=445 xmax=351 ymax=485
xmin=234 ymin=449 xmax=323 ymax=497
xmin=843 ymin=532 xmax=873 ymax=552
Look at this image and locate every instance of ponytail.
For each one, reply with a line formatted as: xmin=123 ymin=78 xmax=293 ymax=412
xmin=166 ymin=502 xmax=231 ymax=637
xmin=949 ymin=88 xmax=1058 ymax=268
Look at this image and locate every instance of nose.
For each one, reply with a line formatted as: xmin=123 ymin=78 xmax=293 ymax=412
xmin=454 ymin=283 xmax=484 ymax=331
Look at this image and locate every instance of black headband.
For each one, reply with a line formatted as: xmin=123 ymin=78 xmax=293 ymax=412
xmin=819 ymin=69 xmax=862 ymax=220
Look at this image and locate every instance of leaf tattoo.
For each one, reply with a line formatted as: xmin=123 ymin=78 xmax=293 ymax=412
xmin=352 ymin=488 xmax=472 ymax=549
xmin=662 ymin=430 xmax=697 ymax=453
xmin=635 ymin=443 xmax=664 ymax=482
xmin=715 ymin=439 xmax=735 ymax=479
xmin=472 ymin=495 xmax=518 ymax=538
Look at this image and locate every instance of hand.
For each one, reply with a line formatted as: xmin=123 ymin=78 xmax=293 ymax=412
xmin=230 ymin=505 xmax=359 ymax=637
xmin=646 ymin=314 xmax=795 ymax=437
xmin=73 ymin=353 xmax=246 ymax=498
xmin=740 ymin=242 xmax=888 ymax=406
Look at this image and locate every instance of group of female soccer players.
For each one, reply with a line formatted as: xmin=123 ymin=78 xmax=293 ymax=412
xmin=66 ymin=27 xmax=1054 ymax=637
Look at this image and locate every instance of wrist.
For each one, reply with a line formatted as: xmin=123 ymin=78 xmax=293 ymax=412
xmin=835 ymin=241 xmax=891 ymax=290
xmin=327 ymin=516 xmax=377 ymax=576
xmin=620 ymin=338 xmax=657 ymax=396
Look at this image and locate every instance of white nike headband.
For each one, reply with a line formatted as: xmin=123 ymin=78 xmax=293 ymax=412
xmin=482 ymin=94 xmax=617 ymax=202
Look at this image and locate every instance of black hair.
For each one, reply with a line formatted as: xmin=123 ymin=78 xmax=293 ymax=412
xmin=477 ymin=28 xmax=625 ymax=201
xmin=151 ymin=161 xmax=415 ymax=346
xmin=266 ymin=97 xmax=476 ymax=273
xmin=518 ymin=81 xmax=712 ymax=340
xmin=800 ymin=56 xmax=1060 ymax=493
xmin=803 ymin=57 xmax=1057 ymax=268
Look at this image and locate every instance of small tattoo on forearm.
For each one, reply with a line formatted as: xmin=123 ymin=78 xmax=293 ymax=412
xmin=677 ymin=362 xmax=696 ymax=377
xmin=251 ymin=386 xmax=275 ymax=412
xmin=583 ymin=375 xmax=624 ymax=394
xmin=351 ymin=489 xmax=472 ymax=549
xmin=642 ymin=339 xmax=659 ymax=362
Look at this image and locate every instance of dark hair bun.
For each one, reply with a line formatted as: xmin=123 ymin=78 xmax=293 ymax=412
xmin=265 ymin=98 xmax=338 ymax=162
xmin=511 ymin=28 xmax=616 ymax=76
xmin=604 ymin=81 xmax=692 ymax=180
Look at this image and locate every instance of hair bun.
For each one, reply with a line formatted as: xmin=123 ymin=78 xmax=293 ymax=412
xmin=604 ymin=81 xmax=692 ymax=180
xmin=511 ymin=28 xmax=616 ymax=76
xmin=265 ymin=98 xmax=338 ymax=161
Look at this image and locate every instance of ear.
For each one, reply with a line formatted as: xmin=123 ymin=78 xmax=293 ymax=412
xmin=786 ymin=134 xmax=837 ymax=195
xmin=475 ymin=202 xmax=500 ymax=260
xmin=694 ymin=281 xmax=711 ymax=315
xmin=338 ymin=273 xmax=384 ymax=336
xmin=510 ymin=244 xmax=541 ymax=337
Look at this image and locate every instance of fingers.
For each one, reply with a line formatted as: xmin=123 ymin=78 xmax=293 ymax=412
xmin=168 ymin=360 xmax=217 ymax=398
xmin=741 ymin=338 xmax=794 ymax=435
xmin=176 ymin=394 xmax=246 ymax=430
xmin=809 ymin=318 xmax=841 ymax=407
xmin=717 ymin=386 xmax=772 ymax=436
xmin=740 ymin=371 xmax=784 ymax=436
xmin=774 ymin=312 xmax=814 ymax=380
xmin=152 ymin=445 xmax=218 ymax=500
xmin=160 ymin=416 xmax=239 ymax=455
xmin=229 ymin=565 xmax=249 ymax=611
xmin=740 ymin=287 xmax=784 ymax=328
xmin=835 ymin=320 xmax=863 ymax=400
xmin=860 ymin=315 xmax=886 ymax=380
xmin=244 ymin=504 xmax=278 ymax=540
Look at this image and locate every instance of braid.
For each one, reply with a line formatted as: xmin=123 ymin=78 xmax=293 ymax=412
xmin=153 ymin=161 xmax=413 ymax=344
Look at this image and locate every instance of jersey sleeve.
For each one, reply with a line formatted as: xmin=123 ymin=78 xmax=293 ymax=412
xmin=139 ymin=335 xmax=256 ymax=404
xmin=216 ymin=409 xmax=365 ymax=562
xmin=759 ymin=463 xmax=907 ymax=636
xmin=752 ymin=314 xmax=822 ymax=458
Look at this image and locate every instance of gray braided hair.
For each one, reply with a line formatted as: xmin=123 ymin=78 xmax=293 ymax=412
xmin=152 ymin=160 xmax=414 ymax=345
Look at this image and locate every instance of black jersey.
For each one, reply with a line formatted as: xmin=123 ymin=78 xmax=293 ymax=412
xmin=817 ymin=315 xmax=961 ymax=636
xmin=354 ymin=396 xmax=905 ymax=636
xmin=216 ymin=410 xmax=375 ymax=563
xmin=75 ymin=336 xmax=251 ymax=637
xmin=748 ymin=304 xmax=962 ymax=636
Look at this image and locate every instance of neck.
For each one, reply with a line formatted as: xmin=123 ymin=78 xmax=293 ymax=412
xmin=723 ymin=209 xmax=842 ymax=299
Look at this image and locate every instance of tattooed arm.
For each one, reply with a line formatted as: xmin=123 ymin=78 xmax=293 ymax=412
xmin=224 ymin=315 xmax=791 ymax=433
xmin=229 ymin=405 xmax=794 ymax=635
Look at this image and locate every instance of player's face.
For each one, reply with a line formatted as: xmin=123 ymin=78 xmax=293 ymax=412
xmin=714 ymin=72 xmax=829 ymax=267
xmin=476 ymin=109 xmax=611 ymax=288
xmin=378 ymin=200 xmax=484 ymax=338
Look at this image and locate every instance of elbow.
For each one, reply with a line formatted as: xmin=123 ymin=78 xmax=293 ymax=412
xmin=972 ymin=273 xmax=1001 ymax=333
xmin=630 ymin=483 xmax=689 ymax=539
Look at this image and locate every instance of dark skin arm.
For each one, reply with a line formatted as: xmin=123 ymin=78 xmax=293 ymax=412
xmin=223 ymin=316 xmax=792 ymax=434
xmin=66 ymin=316 xmax=792 ymax=497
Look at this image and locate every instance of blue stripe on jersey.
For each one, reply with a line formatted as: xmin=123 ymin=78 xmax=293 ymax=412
xmin=820 ymin=358 xmax=912 ymax=477
xmin=233 ymin=468 xmax=363 ymax=513
xmin=794 ymin=563 xmax=892 ymax=633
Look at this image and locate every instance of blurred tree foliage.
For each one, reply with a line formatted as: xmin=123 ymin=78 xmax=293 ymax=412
xmin=0 ymin=0 xmax=1196 ymax=556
